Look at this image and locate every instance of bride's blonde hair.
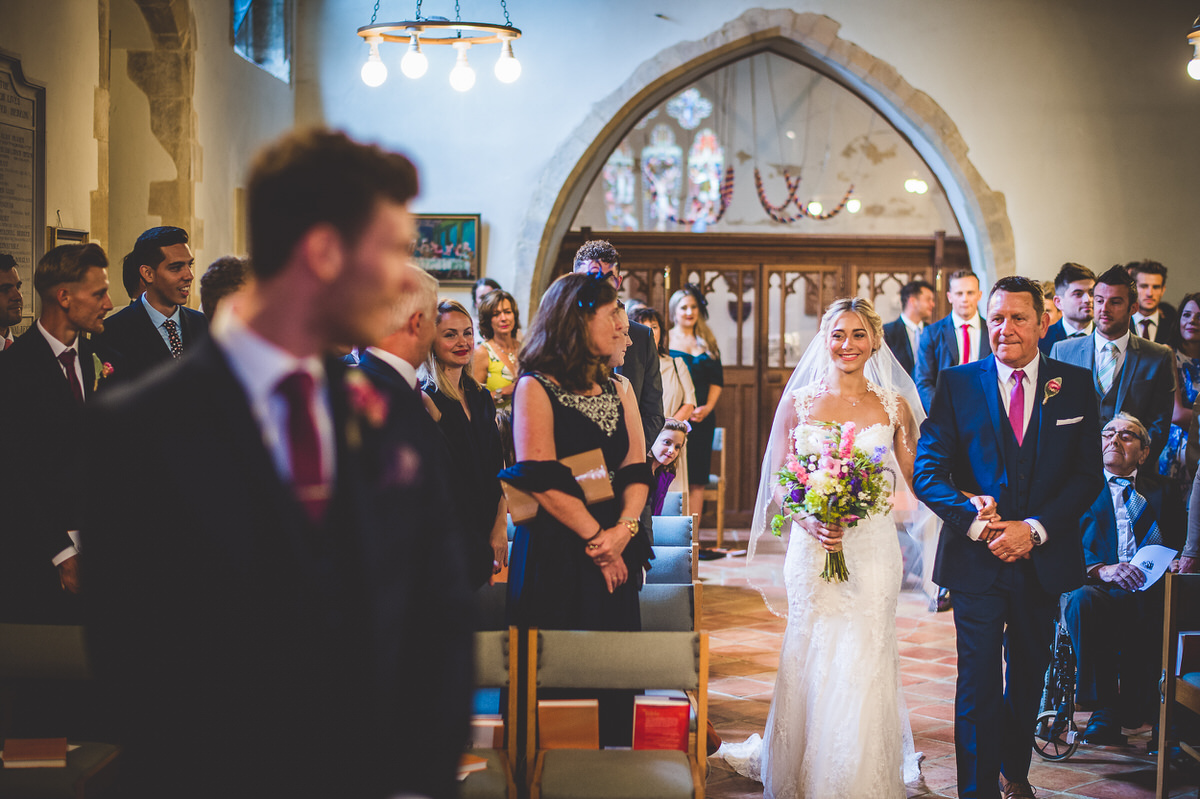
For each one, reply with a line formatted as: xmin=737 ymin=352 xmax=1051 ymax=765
xmin=820 ymin=297 xmax=885 ymax=355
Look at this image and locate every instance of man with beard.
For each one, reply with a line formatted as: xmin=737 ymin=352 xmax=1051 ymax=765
xmin=0 ymin=253 xmax=23 ymax=350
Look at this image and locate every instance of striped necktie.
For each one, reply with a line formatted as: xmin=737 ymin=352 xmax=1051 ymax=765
xmin=1110 ymin=476 xmax=1162 ymax=548
xmin=1097 ymin=342 xmax=1117 ymax=395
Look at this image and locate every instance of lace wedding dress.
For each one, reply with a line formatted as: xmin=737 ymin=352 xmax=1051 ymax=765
xmin=719 ymin=384 xmax=922 ymax=798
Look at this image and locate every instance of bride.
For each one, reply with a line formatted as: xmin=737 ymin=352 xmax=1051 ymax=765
xmin=719 ymin=297 xmax=947 ymax=797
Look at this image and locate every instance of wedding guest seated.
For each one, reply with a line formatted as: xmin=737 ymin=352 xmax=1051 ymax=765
xmin=471 ymin=288 xmax=521 ymax=410
xmin=1064 ymin=412 xmax=1185 ymax=744
xmin=421 ymin=299 xmax=508 ymax=588
xmin=649 ymin=419 xmax=689 ymax=516
xmin=198 ymin=255 xmax=249 ymax=322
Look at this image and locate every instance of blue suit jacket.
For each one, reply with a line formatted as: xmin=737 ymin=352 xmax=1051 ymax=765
xmin=1039 ymin=319 xmax=1068 ymax=356
xmin=913 ymin=354 xmax=1103 ymax=595
xmin=882 ymin=318 xmax=917 ymax=378
xmin=1080 ymin=471 xmax=1184 ymax=571
xmin=914 ymin=313 xmax=992 ymax=411
xmin=1048 ymin=332 xmax=1176 ymax=463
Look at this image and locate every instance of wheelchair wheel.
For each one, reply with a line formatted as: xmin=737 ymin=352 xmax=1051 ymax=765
xmin=1034 ymin=709 xmax=1078 ymax=761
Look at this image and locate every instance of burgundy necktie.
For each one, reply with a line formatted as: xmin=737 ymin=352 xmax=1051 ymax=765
xmin=276 ymin=371 xmax=329 ymax=523
xmin=3 ymin=337 xmax=11 ymax=351
xmin=1009 ymin=369 xmax=1026 ymax=445
xmin=58 ymin=349 xmax=84 ymax=405
xmin=1140 ymin=319 xmax=1151 ymax=339
xmin=961 ymin=323 xmax=971 ymax=365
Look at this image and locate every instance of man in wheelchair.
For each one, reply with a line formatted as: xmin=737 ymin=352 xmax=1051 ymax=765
xmin=1063 ymin=412 xmax=1185 ymax=746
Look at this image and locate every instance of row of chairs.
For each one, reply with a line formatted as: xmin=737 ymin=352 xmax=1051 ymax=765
xmin=468 ymin=628 xmax=708 ymax=799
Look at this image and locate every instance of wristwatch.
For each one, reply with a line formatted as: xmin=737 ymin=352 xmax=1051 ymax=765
xmin=1028 ymin=523 xmax=1042 ymax=546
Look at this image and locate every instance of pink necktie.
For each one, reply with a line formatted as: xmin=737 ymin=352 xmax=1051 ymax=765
xmin=276 ymin=371 xmax=329 ymax=523
xmin=1009 ymin=369 xmax=1026 ymax=445
xmin=961 ymin=323 xmax=971 ymax=365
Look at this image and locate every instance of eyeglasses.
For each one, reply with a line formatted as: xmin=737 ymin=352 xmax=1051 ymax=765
xmin=1101 ymin=429 xmax=1144 ymax=444
xmin=584 ymin=262 xmax=622 ymax=290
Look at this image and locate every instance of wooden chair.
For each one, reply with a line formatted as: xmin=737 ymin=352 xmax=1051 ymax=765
xmin=462 ymin=628 xmax=520 ymax=799
xmin=1156 ymin=573 xmax=1200 ymax=798
xmin=526 ymin=629 xmax=708 ymax=799
xmin=640 ymin=583 xmax=701 ymax=632
xmin=0 ymin=624 xmax=120 ymax=799
xmin=702 ymin=427 xmax=727 ymax=548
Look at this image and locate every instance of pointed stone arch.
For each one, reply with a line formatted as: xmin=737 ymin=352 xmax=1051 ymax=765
xmin=516 ymin=8 xmax=1014 ymax=307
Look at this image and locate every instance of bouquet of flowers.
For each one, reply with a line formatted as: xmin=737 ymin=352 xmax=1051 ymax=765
xmin=771 ymin=421 xmax=894 ymax=582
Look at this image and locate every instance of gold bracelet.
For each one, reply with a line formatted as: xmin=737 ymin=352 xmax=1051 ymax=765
xmin=619 ymin=517 xmax=639 ymax=537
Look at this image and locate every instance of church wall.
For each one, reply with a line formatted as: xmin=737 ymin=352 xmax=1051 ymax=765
xmin=299 ymin=0 xmax=1200 ymax=310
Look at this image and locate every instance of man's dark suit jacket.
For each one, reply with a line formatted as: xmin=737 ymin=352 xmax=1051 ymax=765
xmin=83 ymin=339 xmax=473 ymax=799
xmin=914 ymin=313 xmax=992 ymax=411
xmin=95 ymin=297 xmax=209 ymax=383
xmin=1039 ymin=319 xmax=1070 ymax=356
xmin=882 ymin=318 xmax=918 ymax=378
xmin=914 ymin=355 xmax=1103 ymax=595
xmin=1081 ymin=470 xmax=1184 ymax=571
xmin=1130 ymin=302 xmax=1177 ymax=345
xmin=0 ymin=326 xmax=121 ymax=623
xmin=614 ymin=320 xmax=664 ymax=448
xmin=1049 ymin=332 xmax=1176 ymax=465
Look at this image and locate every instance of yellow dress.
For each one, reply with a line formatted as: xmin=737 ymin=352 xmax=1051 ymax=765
xmin=482 ymin=340 xmax=515 ymax=409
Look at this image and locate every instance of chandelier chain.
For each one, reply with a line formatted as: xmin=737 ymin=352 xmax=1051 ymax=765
xmin=501 ymin=0 xmax=512 ymax=26
xmin=369 ymin=0 xmax=380 ymax=26
xmin=455 ymin=0 xmax=461 ymax=22
xmin=415 ymin=0 xmax=423 ymax=21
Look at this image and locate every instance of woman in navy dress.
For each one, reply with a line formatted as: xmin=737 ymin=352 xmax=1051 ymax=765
xmin=668 ymin=284 xmax=724 ymax=519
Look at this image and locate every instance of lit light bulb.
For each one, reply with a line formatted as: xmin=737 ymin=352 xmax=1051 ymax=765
xmin=360 ymin=38 xmax=387 ymax=87
xmin=846 ymin=198 xmax=861 ymax=214
xmin=1189 ymin=57 xmax=1200 ymax=81
xmin=808 ymin=201 xmax=824 ymax=217
xmin=494 ymin=38 xmax=521 ymax=83
xmin=914 ymin=179 xmax=928 ymax=195
xmin=449 ymin=42 xmax=476 ymax=92
xmin=401 ymin=33 xmax=428 ymax=79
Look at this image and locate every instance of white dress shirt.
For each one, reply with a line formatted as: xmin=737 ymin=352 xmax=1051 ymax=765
xmin=141 ymin=293 xmax=184 ymax=352
xmin=951 ymin=311 xmax=982 ymax=364
xmin=212 ymin=308 xmax=336 ymax=486
xmin=1061 ymin=318 xmax=1093 ymax=337
xmin=901 ymin=315 xmax=924 ymax=358
xmin=1132 ymin=310 xmax=1161 ymax=341
xmin=965 ymin=355 xmax=1050 ymax=545
xmin=1094 ymin=329 xmax=1130 ymax=390
xmin=365 ymin=346 xmax=420 ymax=390
xmin=1104 ymin=468 xmax=1138 ymax=563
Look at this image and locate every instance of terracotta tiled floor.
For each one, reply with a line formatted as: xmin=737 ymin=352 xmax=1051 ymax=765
xmin=697 ymin=528 xmax=1200 ymax=798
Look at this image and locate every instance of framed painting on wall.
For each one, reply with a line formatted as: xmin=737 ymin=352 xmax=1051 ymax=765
xmin=413 ymin=213 xmax=480 ymax=285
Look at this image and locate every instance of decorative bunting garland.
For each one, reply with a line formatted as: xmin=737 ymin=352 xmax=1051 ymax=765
xmin=754 ymin=167 xmax=855 ymax=223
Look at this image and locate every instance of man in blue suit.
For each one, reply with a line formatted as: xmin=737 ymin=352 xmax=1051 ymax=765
xmin=1038 ymin=262 xmax=1095 ymax=355
xmin=882 ymin=279 xmax=935 ymax=378
xmin=915 ymin=269 xmax=992 ymax=411
xmin=1050 ymin=265 xmax=1176 ymax=465
xmin=1063 ymin=413 xmax=1184 ymax=746
xmin=914 ymin=275 xmax=1103 ymax=799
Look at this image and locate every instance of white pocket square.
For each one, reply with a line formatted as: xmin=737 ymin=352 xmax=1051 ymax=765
xmin=1056 ymin=416 xmax=1084 ymax=426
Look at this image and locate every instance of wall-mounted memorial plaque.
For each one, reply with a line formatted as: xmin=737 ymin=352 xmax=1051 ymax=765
xmin=0 ymin=52 xmax=45 ymax=333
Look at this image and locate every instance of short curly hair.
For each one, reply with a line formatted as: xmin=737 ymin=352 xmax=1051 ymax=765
xmin=572 ymin=240 xmax=620 ymax=270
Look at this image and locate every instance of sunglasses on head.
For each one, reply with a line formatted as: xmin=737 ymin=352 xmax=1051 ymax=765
xmin=576 ymin=271 xmax=611 ymax=310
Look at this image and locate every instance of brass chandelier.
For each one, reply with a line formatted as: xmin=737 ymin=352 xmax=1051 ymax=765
xmin=358 ymin=0 xmax=522 ymax=91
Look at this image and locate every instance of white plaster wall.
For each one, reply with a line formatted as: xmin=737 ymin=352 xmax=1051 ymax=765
xmin=299 ymin=0 xmax=1200 ymax=311
xmin=0 ymin=0 xmax=99 ymax=236
xmin=192 ymin=0 xmax=295 ymax=268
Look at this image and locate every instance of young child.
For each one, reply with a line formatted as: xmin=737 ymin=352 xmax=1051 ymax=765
xmin=649 ymin=419 xmax=690 ymax=516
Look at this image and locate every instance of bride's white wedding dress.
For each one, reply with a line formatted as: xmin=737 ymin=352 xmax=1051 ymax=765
xmin=719 ymin=385 xmax=922 ymax=798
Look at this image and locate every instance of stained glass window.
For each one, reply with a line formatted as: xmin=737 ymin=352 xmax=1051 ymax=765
xmin=666 ymin=88 xmax=713 ymax=130
xmin=641 ymin=125 xmax=682 ymax=232
xmin=684 ymin=128 xmax=725 ymax=229
xmin=601 ymin=142 xmax=638 ymax=231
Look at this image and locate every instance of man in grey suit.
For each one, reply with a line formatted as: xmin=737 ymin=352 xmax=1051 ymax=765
xmin=1050 ymin=265 xmax=1175 ymax=465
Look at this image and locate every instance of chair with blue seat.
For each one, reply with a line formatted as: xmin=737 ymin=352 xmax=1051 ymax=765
xmin=461 ymin=628 xmax=520 ymax=799
xmin=0 ymin=623 xmax=120 ymax=799
xmin=1156 ymin=573 xmax=1200 ymax=798
xmin=639 ymin=583 xmax=701 ymax=632
xmin=661 ymin=491 xmax=684 ymax=517
xmin=647 ymin=546 xmax=694 ymax=585
xmin=525 ymin=629 xmax=708 ymax=799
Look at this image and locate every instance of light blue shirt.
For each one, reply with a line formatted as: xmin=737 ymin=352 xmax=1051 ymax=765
xmin=141 ymin=293 xmax=183 ymax=352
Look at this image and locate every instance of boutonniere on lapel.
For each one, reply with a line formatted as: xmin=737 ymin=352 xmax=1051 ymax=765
xmin=1042 ymin=376 xmax=1063 ymax=405
xmin=344 ymin=369 xmax=389 ymax=450
xmin=92 ymin=353 xmax=114 ymax=391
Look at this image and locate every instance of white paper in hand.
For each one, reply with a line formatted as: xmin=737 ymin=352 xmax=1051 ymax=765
xmin=1131 ymin=544 xmax=1179 ymax=591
